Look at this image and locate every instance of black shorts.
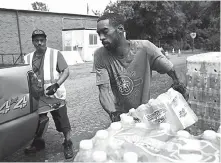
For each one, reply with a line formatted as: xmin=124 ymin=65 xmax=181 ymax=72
xmin=40 ymin=105 xmax=71 ymax=133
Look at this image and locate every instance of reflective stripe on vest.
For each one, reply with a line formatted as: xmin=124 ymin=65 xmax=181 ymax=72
xmin=27 ymin=55 xmax=30 ymax=64
xmin=24 ymin=52 xmax=34 ymax=68
xmin=44 ymin=48 xmax=59 ymax=82
xmin=43 ymin=48 xmax=66 ymax=100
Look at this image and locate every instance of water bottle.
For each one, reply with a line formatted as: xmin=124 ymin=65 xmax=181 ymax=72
xmin=121 ymin=115 xmax=135 ymax=129
xmin=213 ymin=89 xmax=220 ymax=108
xmin=214 ymin=74 xmax=220 ymax=89
xmin=128 ymin=108 xmax=141 ymax=123
xmin=93 ymin=130 xmax=109 ymax=151
xmin=203 ymin=74 xmax=208 ymax=89
xmin=187 ymin=87 xmax=193 ymax=102
xmin=193 ymin=86 xmax=199 ymax=101
xmin=107 ymin=122 xmax=124 ymax=153
xmin=193 ymin=70 xmax=200 ymax=87
xmin=120 ymin=113 xmax=128 ymax=121
xmin=202 ymin=130 xmax=217 ymax=143
xmin=177 ymin=130 xmax=191 ymax=139
xmin=108 ymin=138 xmax=124 ymax=162
xmin=108 ymin=122 xmax=122 ymax=132
xmin=74 ymin=139 xmax=93 ymax=162
xmin=198 ymin=87 xmax=203 ymax=102
xmin=208 ymin=88 xmax=213 ymax=103
xmin=210 ymin=73 xmax=216 ymax=89
xmin=206 ymin=74 xmax=211 ymax=89
xmin=123 ymin=152 xmax=138 ymax=163
xmin=128 ymin=108 xmax=135 ymax=116
xmin=186 ymin=72 xmax=193 ymax=88
xmin=108 ymin=122 xmax=122 ymax=136
xmin=92 ymin=151 xmax=107 ymax=162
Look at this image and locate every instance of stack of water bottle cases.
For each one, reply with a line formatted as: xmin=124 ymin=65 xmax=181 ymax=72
xmin=74 ymin=88 xmax=220 ymax=162
xmin=186 ymin=52 xmax=221 ymax=135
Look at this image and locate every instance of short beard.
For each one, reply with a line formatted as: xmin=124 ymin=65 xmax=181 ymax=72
xmin=36 ymin=46 xmax=46 ymax=53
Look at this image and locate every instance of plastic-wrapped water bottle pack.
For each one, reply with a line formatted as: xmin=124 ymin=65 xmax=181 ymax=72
xmin=74 ymin=115 xmax=220 ymax=162
xmin=74 ymin=88 xmax=220 ymax=162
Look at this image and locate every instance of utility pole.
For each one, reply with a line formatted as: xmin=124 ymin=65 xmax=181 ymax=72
xmin=87 ymin=3 xmax=89 ymax=15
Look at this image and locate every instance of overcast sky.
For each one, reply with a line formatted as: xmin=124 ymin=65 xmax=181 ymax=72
xmin=0 ymin=0 xmax=117 ymax=15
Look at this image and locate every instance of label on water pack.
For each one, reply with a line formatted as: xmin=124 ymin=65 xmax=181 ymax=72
xmin=144 ymin=109 xmax=167 ymax=124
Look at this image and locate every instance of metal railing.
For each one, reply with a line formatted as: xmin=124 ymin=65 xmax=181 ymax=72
xmin=0 ymin=53 xmax=25 ymax=66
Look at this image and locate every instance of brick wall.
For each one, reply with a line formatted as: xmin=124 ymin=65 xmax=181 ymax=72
xmin=0 ymin=8 xmax=98 ymax=63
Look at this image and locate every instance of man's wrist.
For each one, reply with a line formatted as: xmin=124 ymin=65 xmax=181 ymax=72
xmin=173 ymin=79 xmax=179 ymax=85
xmin=167 ymin=69 xmax=179 ymax=82
xmin=55 ymin=83 xmax=60 ymax=88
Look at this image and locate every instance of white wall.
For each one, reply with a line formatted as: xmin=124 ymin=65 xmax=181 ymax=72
xmin=83 ymin=30 xmax=102 ymax=62
xmin=71 ymin=30 xmax=84 ymax=48
xmin=61 ymin=51 xmax=84 ymax=65
xmin=62 ymin=31 xmax=72 ymax=50
xmin=72 ymin=30 xmax=84 ymax=59
xmin=62 ymin=29 xmax=102 ymax=62
xmin=62 ymin=30 xmax=84 ymax=51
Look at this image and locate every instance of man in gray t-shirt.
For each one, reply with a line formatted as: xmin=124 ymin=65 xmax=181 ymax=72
xmin=93 ymin=13 xmax=187 ymax=122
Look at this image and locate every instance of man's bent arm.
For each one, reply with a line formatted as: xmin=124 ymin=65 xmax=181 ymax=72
xmin=57 ymin=67 xmax=69 ymax=86
xmin=98 ymin=83 xmax=115 ymax=115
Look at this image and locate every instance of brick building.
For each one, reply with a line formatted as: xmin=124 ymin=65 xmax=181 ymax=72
xmin=0 ymin=8 xmax=99 ymax=64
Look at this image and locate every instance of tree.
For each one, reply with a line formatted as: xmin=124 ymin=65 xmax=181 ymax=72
xmin=104 ymin=1 xmax=186 ymax=43
xmin=31 ymin=1 xmax=49 ymax=11
xmin=104 ymin=1 xmax=220 ymax=51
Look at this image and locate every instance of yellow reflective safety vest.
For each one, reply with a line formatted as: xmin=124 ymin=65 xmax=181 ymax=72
xmin=24 ymin=47 xmax=66 ymax=100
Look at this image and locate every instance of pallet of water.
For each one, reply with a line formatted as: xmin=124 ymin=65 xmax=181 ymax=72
xmin=74 ymin=117 xmax=220 ymax=162
xmin=185 ymin=52 xmax=221 ymax=135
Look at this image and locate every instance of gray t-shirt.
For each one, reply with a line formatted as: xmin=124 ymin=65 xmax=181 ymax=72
xmin=93 ymin=40 xmax=173 ymax=112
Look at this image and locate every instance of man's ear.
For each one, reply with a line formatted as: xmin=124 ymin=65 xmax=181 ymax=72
xmin=117 ymin=24 xmax=125 ymax=34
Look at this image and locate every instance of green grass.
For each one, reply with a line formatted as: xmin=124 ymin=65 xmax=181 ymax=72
xmin=168 ymin=49 xmax=207 ymax=55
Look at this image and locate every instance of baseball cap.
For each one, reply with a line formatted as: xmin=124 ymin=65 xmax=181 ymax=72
xmin=32 ymin=29 xmax=47 ymax=38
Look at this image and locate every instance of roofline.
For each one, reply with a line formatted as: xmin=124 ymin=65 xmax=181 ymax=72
xmin=0 ymin=8 xmax=99 ymax=18
xmin=63 ymin=28 xmax=97 ymax=31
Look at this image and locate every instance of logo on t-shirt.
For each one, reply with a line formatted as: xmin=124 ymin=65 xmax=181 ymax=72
xmin=116 ymin=75 xmax=134 ymax=95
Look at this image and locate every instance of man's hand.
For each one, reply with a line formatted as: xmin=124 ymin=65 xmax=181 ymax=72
xmin=167 ymin=68 xmax=189 ymax=100
xmin=46 ymin=83 xmax=60 ymax=96
xmin=109 ymin=111 xmax=124 ymax=122
xmin=171 ymin=82 xmax=189 ymax=100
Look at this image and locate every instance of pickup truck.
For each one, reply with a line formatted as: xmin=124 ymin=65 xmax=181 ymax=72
xmin=0 ymin=64 xmax=39 ymax=160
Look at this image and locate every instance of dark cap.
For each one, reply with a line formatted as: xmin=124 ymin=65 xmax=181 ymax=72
xmin=32 ymin=29 xmax=47 ymax=38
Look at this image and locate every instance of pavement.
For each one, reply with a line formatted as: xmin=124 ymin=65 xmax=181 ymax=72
xmin=3 ymin=53 xmax=195 ymax=162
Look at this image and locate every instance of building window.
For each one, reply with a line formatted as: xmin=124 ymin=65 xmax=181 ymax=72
xmin=89 ymin=34 xmax=97 ymax=45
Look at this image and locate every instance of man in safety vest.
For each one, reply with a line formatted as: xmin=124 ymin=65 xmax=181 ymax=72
xmin=24 ymin=29 xmax=74 ymax=159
